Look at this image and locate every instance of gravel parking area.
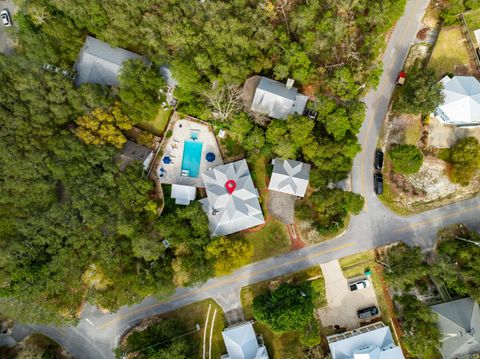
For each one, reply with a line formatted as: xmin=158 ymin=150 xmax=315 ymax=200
xmin=317 ymin=260 xmax=380 ymax=330
xmin=267 ymin=191 xmax=296 ymax=224
xmin=428 ymin=116 xmax=480 ymax=148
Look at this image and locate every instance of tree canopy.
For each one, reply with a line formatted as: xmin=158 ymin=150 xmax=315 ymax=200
xmin=393 ymin=65 xmax=444 ymax=115
xmin=447 ymin=136 xmax=480 ymax=185
xmin=252 ymin=282 xmax=316 ymax=333
xmin=118 ymin=59 xmax=166 ymax=123
xmin=388 ymin=144 xmax=424 ymax=174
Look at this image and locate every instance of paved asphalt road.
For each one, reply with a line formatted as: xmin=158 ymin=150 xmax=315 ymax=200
xmin=8 ymin=0 xmax=480 ymax=358
xmin=0 ymin=0 xmax=16 ymax=55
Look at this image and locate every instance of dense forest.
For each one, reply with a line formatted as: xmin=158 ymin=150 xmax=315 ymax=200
xmin=0 ymin=0 xmax=407 ymax=325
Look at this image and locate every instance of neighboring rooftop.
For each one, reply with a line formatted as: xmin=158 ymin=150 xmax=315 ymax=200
xmin=430 ymin=297 xmax=480 ymax=359
xmin=170 ymin=184 xmax=196 ymax=205
xmin=74 ymin=36 xmax=144 ymax=87
xmin=436 ymin=76 xmax=480 ymax=127
xmin=221 ymin=322 xmax=269 ymax=359
xmin=250 ymin=76 xmax=308 ymax=119
xmin=119 ymin=140 xmax=153 ymax=171
xmin=200 ymin=159 xmax=264 ymax=236
xmin=268 ymin=158 xmax=311 ymax=197
xmin=327 ymin=322 xmax=404 ymax=359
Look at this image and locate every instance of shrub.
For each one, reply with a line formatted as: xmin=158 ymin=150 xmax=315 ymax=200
xmin=388 ymin=144 xmax=423 ymax=174
xmin=449 ymin=137 xmax=480 ymax=185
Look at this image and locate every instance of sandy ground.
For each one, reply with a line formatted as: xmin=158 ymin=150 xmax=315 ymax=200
xmin=317 ymin=260 xmax=380 ymax=330
xmin=428 ymin=116 xmax=480 ymax=148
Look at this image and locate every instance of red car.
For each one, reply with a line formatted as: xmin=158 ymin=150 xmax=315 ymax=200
xmin=397 ymin=71 xmax=406 ymax=86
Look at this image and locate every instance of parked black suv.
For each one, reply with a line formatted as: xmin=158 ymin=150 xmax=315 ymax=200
xmin=374 ymin=173 xmax=383 ymax=195
xmin=374 ymin=149 xmax=384 ymax=170
xmin=357 ymin=306 xmax=379 ymax=319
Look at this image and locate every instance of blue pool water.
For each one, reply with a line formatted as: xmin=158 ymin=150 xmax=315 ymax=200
xmin=181 ymin=140 xmax=203 ymax=178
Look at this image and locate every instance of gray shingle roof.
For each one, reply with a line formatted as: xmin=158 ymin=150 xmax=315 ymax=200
xmin=250 ymin=77 xmax=308 ymax=119
xmin=120 ymin=140 xmax=153 ymax=171
xmin=74 ymin=36 xmax=144 ymax=87
xmin=430 ymin=298 xmax=480 ymax=359
xmin=200 ymin=160 xmax=264 ymax=236
xmin=268 ymin=159 xmax=311 ymax=197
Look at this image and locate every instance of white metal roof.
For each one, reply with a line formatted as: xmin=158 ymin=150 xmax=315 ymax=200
xmin=222 ymin=322 xmax=269 ymax=359
xmin=430 ymin=298 xmax=480 ymax=359
xmin=437 ymin=76 xmax=480 ymax=126
xmin=250 ymin=77 xmax=308 ymax=119
xmin=268 ymin=159 xmax=311 ymax=197
xmin=171 ymin=184 xmax=196 ymax=206
xmin=327 ymin=323 xmax=404 ymax=359
xmin=200 ymin=159 xmax=264 ymax=236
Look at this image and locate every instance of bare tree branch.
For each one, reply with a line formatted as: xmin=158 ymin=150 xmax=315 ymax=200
xmin=204 ymin=84 xmax=243 ymax=122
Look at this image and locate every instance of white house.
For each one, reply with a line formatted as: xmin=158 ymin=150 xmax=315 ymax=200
xmin=221 ymin=322 xmax=269 ymax=359
xmin=200 ymin=159 xmax=264 ymax=236
xmin=268 ymin=159 xmax=311 ymax=197
xmin=250 ymin=77 xmax=308 ymax=119
xmin=430 ymin=298 xmax=480 ymax=359
xmin=327 ymin=322 xmax=404 ymax=359
xmin=435 ymin=76 xmax=480 ymax=127
xmin=170 ymin=184 xmax=196 ymax=205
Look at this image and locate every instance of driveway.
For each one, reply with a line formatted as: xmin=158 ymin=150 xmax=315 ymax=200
xmin=0 ymin=0 xmax=17 ymax=55
xmin=317 ymin=260 xmax=379 ymax=330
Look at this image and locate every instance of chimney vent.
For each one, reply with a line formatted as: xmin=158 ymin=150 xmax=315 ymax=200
xmin=286 ymin=78 xmax=294 ymax=89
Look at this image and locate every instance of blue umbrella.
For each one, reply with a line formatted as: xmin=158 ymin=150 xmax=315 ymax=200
xmin=206 ymin=152 xmax=215 ymax=162
xmin=163 ymin=156 xmax=172 ymax=164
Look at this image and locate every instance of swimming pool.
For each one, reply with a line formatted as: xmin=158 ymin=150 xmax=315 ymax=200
xmin=181 ymin=140 xmax=203 ymax=178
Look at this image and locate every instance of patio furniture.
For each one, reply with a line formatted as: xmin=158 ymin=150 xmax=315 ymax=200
xmin=163 ymin=156 xmax=172 ymax=164
xmin=206 ymin=152 xmax=216 ymax=162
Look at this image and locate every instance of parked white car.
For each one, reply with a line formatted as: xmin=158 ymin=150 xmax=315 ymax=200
xmin=1 ymin=9 xmax=12 ymax=27
xmin=349 ymin=279 xmax=369 ymax=291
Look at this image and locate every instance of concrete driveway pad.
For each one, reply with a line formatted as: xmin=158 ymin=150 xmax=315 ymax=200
xmin=317 ymin=260 xmax=379 ymax=330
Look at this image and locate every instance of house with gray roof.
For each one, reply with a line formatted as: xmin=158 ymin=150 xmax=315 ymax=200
xmin=221 ymin=321 xmax=269 ymax=359
xmin=200 ymin=159 xmax=264 ymax=236
xmin=327 ymin=322 xmax=404 ymax=359
xmin=250 ymin=77 xmax=308 ymax=119
xmin=435 ymin=76 xmax=480 ymax=127
xmin=119 ymin=140 xmax=153 ymax=171
xmin=430 ymin=298 xmax=480 ymax=359
xmin=268 ymin=158 xmax=311 ymax=197
xmin=74 ymin=36 xmax=144 ymax=87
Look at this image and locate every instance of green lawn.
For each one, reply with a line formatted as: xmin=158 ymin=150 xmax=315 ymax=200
xmin=339 ymin=251 xmax=392 ymax=325
xmin=230 ymin=220 xmax=291 ymax=262
xmin=240 ymin=267 xmax=325 ymax=359
xmin=249 ymin=154 xmax=271 ymax=215
xmin=464 ymin=8 xmax=480 ymax=46
xmin=402 ymin=117 xmax=422 ymax=145
xmin=428 ymin=26 xmax=470 ymax=79
xmin=155 ymin=299 xmax=225 ymax=358
xmin=136 ymin=108 xmax=173 ymax=136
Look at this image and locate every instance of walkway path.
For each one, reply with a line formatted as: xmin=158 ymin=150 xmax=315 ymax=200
xmin=10 ymin=1 xmax=480 ymax=358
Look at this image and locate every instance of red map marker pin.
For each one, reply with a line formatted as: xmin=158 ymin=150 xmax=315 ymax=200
xmin=225 ymin=180 xmax=236 ymax=194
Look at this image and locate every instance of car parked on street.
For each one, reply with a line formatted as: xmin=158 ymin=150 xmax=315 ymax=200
xmin=1 ymin=9 xmax=12 ymax=27
xmin=374 ymin=173 xmax=383 ymax=195
xmin=357 ymin=306 xmax=379 ymax=319
xmin=374 ymin=149 xmax=384 ymax=170
xmin=349 ymin=279 xmax=369 ymax=291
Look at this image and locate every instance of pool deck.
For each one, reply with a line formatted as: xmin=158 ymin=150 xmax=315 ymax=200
xmin=157 ymin=117 xmax=223 ymax=188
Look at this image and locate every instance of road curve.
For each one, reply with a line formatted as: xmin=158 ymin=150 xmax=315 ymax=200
xmin=11 ymin=0 xmax=480 ymax=358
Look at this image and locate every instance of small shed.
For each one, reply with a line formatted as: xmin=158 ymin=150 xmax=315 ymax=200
xmin=171 ymin=184 xmax=196 ymax=205
xmin=120 ymin=140 xmax=153 ymax=171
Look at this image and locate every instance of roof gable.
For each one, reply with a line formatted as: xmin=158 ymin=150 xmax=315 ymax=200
xmin=201 ymin=160 xmax=264 ymax=236
xmin=268 ymin=159 xmax=311 ymax=197
xmin=74 ymin=36 xmax=144 ymax=87
xmin=437 ymin=76 xmax=480 ymax=125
